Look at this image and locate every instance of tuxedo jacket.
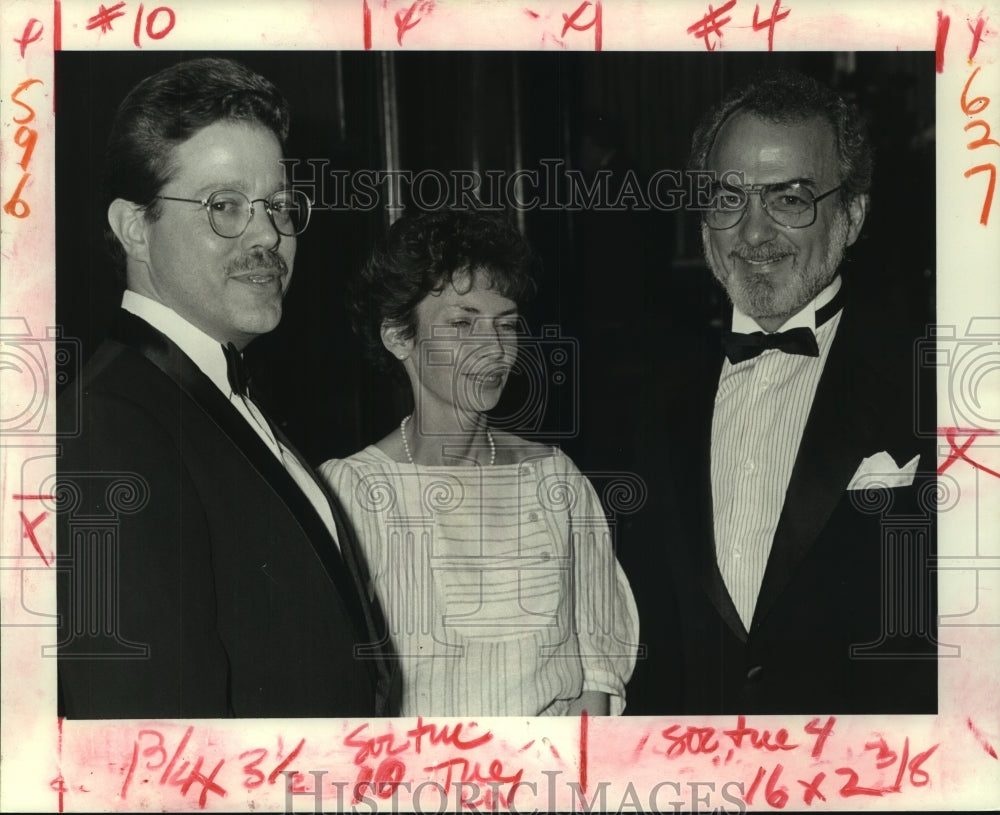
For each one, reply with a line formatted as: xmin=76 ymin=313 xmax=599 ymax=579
xmin=624 ymin=281 xmax=938 ymax=715
xmin=56 ymin=309 xmax=398 ymax=718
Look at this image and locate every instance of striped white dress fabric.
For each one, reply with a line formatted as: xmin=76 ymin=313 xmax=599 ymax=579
xmin=320 ymin=446 xmax=639 ymax=716
xmin=711 ymin=291 xmax=843 ymax=630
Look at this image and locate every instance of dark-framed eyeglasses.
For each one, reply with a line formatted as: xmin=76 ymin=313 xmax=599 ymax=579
xmin=154 ymin=188 xmax=312 ymax=238
xmin=704 ymin=182 xmax=841 ymax=230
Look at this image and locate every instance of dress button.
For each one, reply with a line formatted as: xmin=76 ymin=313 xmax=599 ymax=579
xmin=742 ymin=459 xmax=756 ymax=473
xmin=746 ymin=665 xmax=764 ymax=681
xmin=528 ymin=511 xmax=539 ymax=522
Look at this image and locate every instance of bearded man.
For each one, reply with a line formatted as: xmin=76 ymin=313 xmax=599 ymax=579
xmin=625 ymin=69 xmax=938 ymax=714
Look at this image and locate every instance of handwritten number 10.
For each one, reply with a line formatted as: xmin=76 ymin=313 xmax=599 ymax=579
xmin=353 ymin=758 xmax=407 ymax=803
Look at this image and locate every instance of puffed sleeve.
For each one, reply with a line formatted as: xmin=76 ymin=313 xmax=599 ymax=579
xmin=318 ymin=457 xmax=390 ymax=591
xmin=560 ymin=454 xmax=641 ymax=715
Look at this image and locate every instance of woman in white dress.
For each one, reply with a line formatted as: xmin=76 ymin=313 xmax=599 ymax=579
xmin=320 ymin=209 xmax=639 ymax=716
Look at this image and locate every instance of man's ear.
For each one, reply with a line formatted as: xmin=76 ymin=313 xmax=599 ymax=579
xmin=380 ymin=322 xmax=413 ymax=362
xmin=107 ymin=198 xmax=151 ymax=266
xmin=844 ymin=193 xmax=869 ymax=247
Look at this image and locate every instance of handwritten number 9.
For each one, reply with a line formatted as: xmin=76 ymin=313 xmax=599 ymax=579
xmin=15 ymin=126 xmax=37 ymax=171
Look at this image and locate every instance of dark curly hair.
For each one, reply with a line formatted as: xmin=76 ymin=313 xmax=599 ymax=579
xmin=103 ymin=57 xmax=291 ymax=282
xmin=689 ymin=69 xmax=873 ymax=205
xmin=353 ymin=209 xmax=537 ymax=370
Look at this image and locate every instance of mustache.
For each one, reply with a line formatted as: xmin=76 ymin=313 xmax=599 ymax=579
xmin=226 ymin=250 xmax=288 ymax=277
xmin=730 ymin=245 xmax=795 ymax=262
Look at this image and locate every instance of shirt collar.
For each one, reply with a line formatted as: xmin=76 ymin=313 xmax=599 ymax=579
xmin=731 ymin=275 xmax=842 ymax=334
xmin=121 ymin=290 xmax=233 ymax=397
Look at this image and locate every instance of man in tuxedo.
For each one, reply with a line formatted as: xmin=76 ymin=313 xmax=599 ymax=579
xmin=56 ymin=58 xmax=397 ymax=718
xmin=625 ymin=69 xmax=937 ymax=714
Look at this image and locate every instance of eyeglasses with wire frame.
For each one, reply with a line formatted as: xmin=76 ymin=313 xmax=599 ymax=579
xmin=704 ymin=182 xmax=841 ymax=230
xmin=154 ymin=188 xmax=312 ymax=238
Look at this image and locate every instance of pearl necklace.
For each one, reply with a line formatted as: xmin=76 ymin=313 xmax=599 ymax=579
xmin=400 ymin=415 xmax=496 ymax=466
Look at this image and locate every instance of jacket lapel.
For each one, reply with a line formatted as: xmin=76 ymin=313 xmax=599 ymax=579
xmin=110 ymin=311 xmax=372 ymax=641
xmin=670 ymin=329 xmax=749 ymax=641
xmin=749 ymin=302 xmax=884 ymax=634
xmin=270 ymin=421 xmax=402 ymax=715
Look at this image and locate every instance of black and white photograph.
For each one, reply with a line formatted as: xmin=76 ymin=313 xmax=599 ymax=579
xmin=1 ymin=1 xmax=998 ymax=812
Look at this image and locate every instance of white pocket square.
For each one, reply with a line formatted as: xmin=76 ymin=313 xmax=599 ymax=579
xmin=847 ymin=451 xmax=920 ymax=490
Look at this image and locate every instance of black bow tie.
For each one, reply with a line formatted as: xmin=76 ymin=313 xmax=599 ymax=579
xmin=722 ymin=326 xmax=819 ymax=363
xmin=222 ymin=342 xmax=252 ymax=396
xmin=722 ymin=284 xmax=845 ymax=364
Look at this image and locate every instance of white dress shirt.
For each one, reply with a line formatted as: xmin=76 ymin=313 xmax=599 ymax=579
xmin=121 ymin=291 xmax=339 ymax=547
xmin=711 ymin=277 xmax=843 ymax=629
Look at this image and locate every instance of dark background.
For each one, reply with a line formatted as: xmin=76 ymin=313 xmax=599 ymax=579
xmin=55 ymin=50 xmax=935 ymax=476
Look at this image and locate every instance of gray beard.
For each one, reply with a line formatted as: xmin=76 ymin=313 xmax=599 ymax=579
xmin=702 ymin=218 xmax=848 ymax=322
